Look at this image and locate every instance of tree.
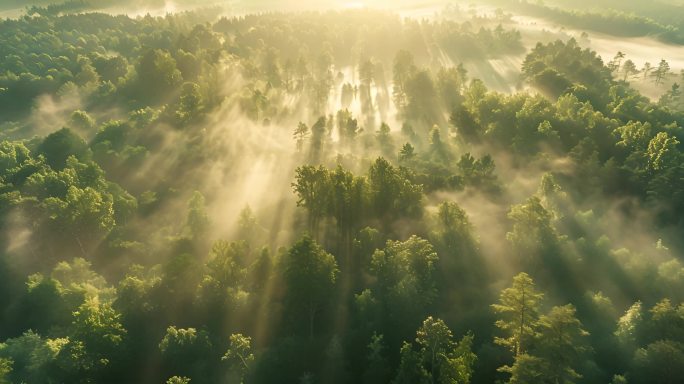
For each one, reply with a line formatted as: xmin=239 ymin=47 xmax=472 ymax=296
xmin=371 ymin=236 xmax=439 ymax=338
xmin=506 ymin=197 xmax=557 ymax=263
xmin=92 ymin=54 xmax=129 ymax=83
xmin=659 ymin=83 xmax=682 ymax=111
xmin=376 ymin=122 xmax=394 ymax=157
xmin=621 ymin=59 xmax=639 ymax=81
xmin=75 ymin=56 xmax=100 ymax=86
xmin=247 ymin=89 xmax=268 ymax=121
xmin=536 ymin=305 xmax=590 ymax=383
xmin=642 ymin=62 xmax=653 ymax=79
xmin=449 ymin=105 xmax=481 ymax=143
xmin=0 ymin=331 xmax=57 ymax=383
xmin=417 ymin=316 xmax=454 ymax=382
xmin=367 ymin=157 xmax=422 ymax=222
xmin=174 ymin=82 xmax=204 ymax=125
xmin=437 ymin=66 xmax=465 ymax=110
xmin=309 ymin=116 xmax=328 ymax=163
xmin=394 ymin=317 xmax=476 ymax=384
xmin=294 ymin=122 xmax=309 ymax=152
xmin=159 ymin=327 xmax=212 ymax=380
xmin=393 ymin=50 xmax=416 ymax=110
xmin=0 ymin=359 xmax=11 ymax=384
xmin=69 ymin=110 xmax=96 ymax=132
xmin=398 ymin=143 xmax=416 ymax=163
xmin=394 ymin=342 xmax=430 ymax=384
xmin=292 ymin=165 xmax=330 ymax=235
xmin=262 ymin=47 xmax=282 ymax=87
xmin=647 ymin=132 xmax=680 ymax=171
xmin=429 ymin=201 xmax=486 ymax=311
xmin=135 ymin=49 xmax=183 ymax=103
xmin=222 ymin=333 xmax=254 ymax=384
xmin=205 ymin=240 xmax=249 ymax=289
xmin=43 ymin=186 xmax=115 ymax=257
xmin=652 ymin=59 xmax=671 ymax=85
xmin=341 ymin=83 xmax=354 ymax=108
xmin=418 ymin=317 xmax=476 ymax=384
xmin=337 ymin=109 xmax=360 ymax=145
xmin=37 ymin=128 xmax=90 ymax=170
xmin=167 ymin=377 xmax=191 ymax=384
xmin=363 ymin=333 xmax=390 ymax=384
xmin=492 ymin=273 xmax=544 ymax=357
xmin=56 ymin=298 xmax=127 ymax=382
xmin=506 ymin=354 xmax=548 ymax=384
xmin=328 ymin=165 xmax=366 ymax=262
xmin=359 ymin=59 xmax=375 ymax=117
xmin=608 ymin=51 xmax=625 ymax=72
xmin=404 ymin=70 xmax=440 ymax=126
xmin=186 ymin=191 xmax=209 ymax=239
xmin=632 ymin=340 xmax=684 ymax=384
xmin=280 ymin=235 xmax=338 ymax=339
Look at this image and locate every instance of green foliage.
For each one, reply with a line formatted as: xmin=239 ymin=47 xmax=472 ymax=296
xmin=492 ymin=273 xmax=544 ymax=357
xmin=506 ymin=197 xmax=558 ymax=264
xmin=394 ymin=316 xmax=476 ymax=384
xmin=222 ymin=333 xmax=254 ymax=383
xmin=159 ymin=326 xmax=212 ymax=380
xmin=536 ymin=305 xmax=590 ymax=383
xmin=134 ymin=49 xmax=183 ymax=104
xmin=38 ymin=128 xmax=90 ymax=170
xmin=0 ymin=4 xmax=684 ymax=384
xmin=367 ymin=157 xmax=423 ymax=220
xmin=522 ymin=39 xmax=612 ymax=106
xmin=0 ymin=358 xmax=11 ymax=384
xmin=280 ymin=235 xmax=338 ymax=338
xmin=167 ymin=376 xmax=191 ymax=384
xmin=0 ymin=331 xmax=59 ymax=384
xmin=631 ymin=340 xmax=684 ymax=384
xmin=186 ymin=190 xmax=209 ymax=238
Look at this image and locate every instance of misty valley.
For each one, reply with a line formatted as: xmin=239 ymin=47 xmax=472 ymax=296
xmin=1 ymin=1 xmax=684 ymax=383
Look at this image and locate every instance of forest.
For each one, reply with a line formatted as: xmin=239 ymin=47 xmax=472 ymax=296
xmin=0 ymin=0 xmax=684 ymax=383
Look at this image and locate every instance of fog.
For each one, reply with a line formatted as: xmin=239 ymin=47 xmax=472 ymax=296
xmin=1 ymin=1 xmax=683 ymax=383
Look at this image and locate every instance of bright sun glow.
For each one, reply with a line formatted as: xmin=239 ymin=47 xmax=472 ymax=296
xmin=343 ymin=1 xmax=367 ymax=9
xmin=1 ymin=1 xmax=684 ymax=383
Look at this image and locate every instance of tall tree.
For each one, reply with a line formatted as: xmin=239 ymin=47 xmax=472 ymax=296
xmin=394 ymin=316 xmax=476 ymax=384
xmin=280 ymin=235 xmax=338 ymax=339
xmin=621 ymin=59 xmax=639 ymax=81
xmin=367 ymin=157 xmax=422 ymax=223
xmin=371 ymin=236 xmax=438 ymax=342
xmin=652 ymin=59 xmax=671 ymax=85
xmin=292 ymin=165 xmax=330 ymax=236
xmin=135 ymin=49 xmax=183 ymax=103
xmin=393 ymin=50 xmax=416 ymax=111
xmin=186 ymin=191 xmax=209 ymax=239
xmin=294 ymin=122 xmax=309 ymax=153
xmin=222 ymin=333 xmax=254 ymax=384
xmin=328 ymin=165 xmax=366 ymax=264
xmin=492 ymin=273 xmax=544 ymax=357
xmin=642 ymin=62 xmax=653 ymax=79
xmin=536 ymin=305 xmax=590 ymax=383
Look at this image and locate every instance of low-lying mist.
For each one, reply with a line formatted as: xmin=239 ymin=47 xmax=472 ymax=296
xmin=1 ymin=2 xmax=684 ymax=384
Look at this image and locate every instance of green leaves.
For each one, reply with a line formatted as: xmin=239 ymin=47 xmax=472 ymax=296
xmin=281 ymin=235 xmax=338 ymax=338
xmin=186 ymin=191 xmax=209 ymax=239
xmin=222 ymin=333 xmax=254 ymax=383
xmin=492 ymin=273 xmax=544 ymax=356
xmin=493 ymin=274 xmax=590 ymax=384
xmin=395 ymin=317 xmax=476 ymax=384
xmin=293 ymin=159 xmax=423 ymax=235
xmin=371 ymin=236 xmax=438 ymax=305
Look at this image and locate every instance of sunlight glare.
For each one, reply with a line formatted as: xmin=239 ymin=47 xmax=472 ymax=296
xmin=343 ymin=1 xmax=367 ymax=9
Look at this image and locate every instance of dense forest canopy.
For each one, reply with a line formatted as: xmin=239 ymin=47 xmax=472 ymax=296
xmin=0 ymin=1 xmax=684 ymax=383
